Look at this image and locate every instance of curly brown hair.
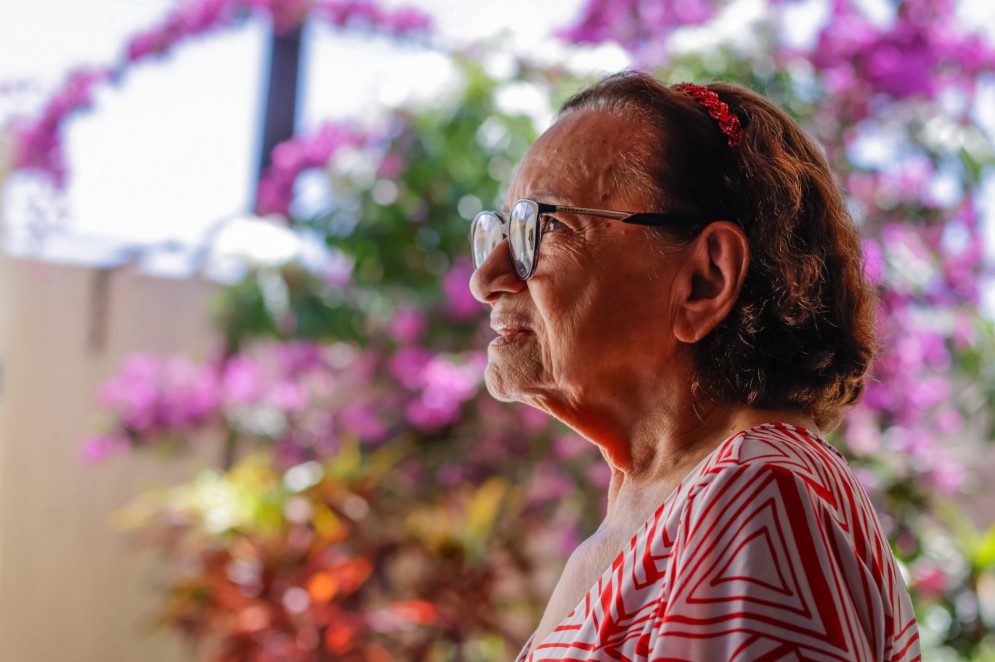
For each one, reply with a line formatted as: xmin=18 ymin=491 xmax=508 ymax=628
xmin=560 ymin=72 xmax=876 ymax=430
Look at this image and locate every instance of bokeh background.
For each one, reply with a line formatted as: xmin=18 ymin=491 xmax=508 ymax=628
xmin=2 ymin=0 xmax=995 ymax=660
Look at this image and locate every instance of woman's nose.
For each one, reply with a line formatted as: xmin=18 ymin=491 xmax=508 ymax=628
xmin=469 ymin=240 xmax=527 ymax=305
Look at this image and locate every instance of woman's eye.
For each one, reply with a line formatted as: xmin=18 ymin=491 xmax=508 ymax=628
xmin=542 ymin=216 xmax=566 ymax=233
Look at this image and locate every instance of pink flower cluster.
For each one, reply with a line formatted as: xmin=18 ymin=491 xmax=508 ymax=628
xmin=388 ymin=347 xmax=486 ymax=432
xmin=310 ymin=0 xmax=432 ymax=36
xmin=100 ymin=353 xmax=221 ymax=432
xmin=84 ymin=338 xmax=491 ymax=464
xmin=82 ymin=341 xmax=340 ymax=463
xmin=125 ymin=0 xmax=237 ymax=62
xmin=81 ymin=352 xmax=221 ymax=462
xmin=124 ymin=0 xmax=430 ymax=62
xmin=7 ymin=0 xmax=431 ymax=188
xmin=441 ymin=257 xmax=480 ymax=321
xmin=242 ymin=0 xmax=313 ymax=34
xmin=563 ymin=0 xmax=994 ymax=105
xmin=557 ymin=0 xmax=992 ymax=497
xmin=11 ymin=68 xmax=111 ymax=187
xmin=808 ymin=0 xmax=995 ymax=115
xmin=125 ymin=0 xmax=431 ymax=61
xmin=560 ymin=0 xmax=714 ymax=55
xmin=255 ymin=123 xmax=367 ymax=217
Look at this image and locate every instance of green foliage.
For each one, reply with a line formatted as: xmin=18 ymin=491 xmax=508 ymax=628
xmin=314 ymin=60 xmax=538 ymax=295
xmin=214 ymin=265 xmax=367 ymax=350
xmin=99 ymin=25 xmax=995 ymax=662
xmin=112 ymin=59 xmax=611 ymax=660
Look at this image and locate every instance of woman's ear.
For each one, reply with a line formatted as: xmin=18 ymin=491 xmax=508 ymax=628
xmin=671 ymin=221 xmax=749 ymax=343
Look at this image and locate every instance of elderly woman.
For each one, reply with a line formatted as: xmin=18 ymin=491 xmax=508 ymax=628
xmin=468 ymin=72 xmax=920 ymax=661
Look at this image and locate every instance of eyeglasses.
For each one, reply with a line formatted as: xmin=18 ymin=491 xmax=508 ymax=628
xmin=470 ymin=198 xmax=714 ymax=280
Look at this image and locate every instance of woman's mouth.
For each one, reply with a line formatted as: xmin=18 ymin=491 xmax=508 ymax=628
xmin=490 ymin=316 xmax=534 ymax=346
xmin=491 ymin=327 xmax=533 ymax=346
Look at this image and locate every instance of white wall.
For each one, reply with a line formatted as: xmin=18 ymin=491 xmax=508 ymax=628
xmin=0 ymin=238 xmax=218 ymax=660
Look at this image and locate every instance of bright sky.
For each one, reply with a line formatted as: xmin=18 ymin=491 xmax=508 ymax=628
xmin=2 ymin=0 xmax=995 ymax=283
xmin=0 ymin=0 xmax=619 ymax=274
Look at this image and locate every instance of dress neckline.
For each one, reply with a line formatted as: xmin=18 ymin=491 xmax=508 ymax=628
xmin=518 ymin=422 xmax=822 ymax=661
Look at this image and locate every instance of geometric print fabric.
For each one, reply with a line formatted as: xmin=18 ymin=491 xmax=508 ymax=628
xmin=516 ymin=423 xmax=921 ymax=662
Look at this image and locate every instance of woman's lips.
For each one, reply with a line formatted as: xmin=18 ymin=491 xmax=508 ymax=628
xmin=489 ymin=315 xmax=534 ymax=347
xmin=491 ymin=328 xmax=533 ymax=346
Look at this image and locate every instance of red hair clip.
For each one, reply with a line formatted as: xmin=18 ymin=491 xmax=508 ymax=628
xmin=674 ymin=83 xmax=743 ymax=148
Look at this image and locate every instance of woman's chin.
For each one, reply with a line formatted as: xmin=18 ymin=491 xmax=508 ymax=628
xmin=483 ymin=360 xmax=543 ymax=404
xmin=483 ymin=364 xmax=520 ymax=403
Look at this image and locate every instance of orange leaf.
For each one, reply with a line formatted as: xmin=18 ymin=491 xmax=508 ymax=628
xmin=386 ymin=600 xmax=438 ymax=625
xmin=362 ymin=642 xmax=395 ymax=662
xmin=234 ymin=605 xmax=269 ymax=633
xmin=307 ymin=571 xmax=339 ymax=603
xmin=324 ymin=621 xmax=357 ymax=654
xmin=335 ymin=557 xmax=373 ymax=594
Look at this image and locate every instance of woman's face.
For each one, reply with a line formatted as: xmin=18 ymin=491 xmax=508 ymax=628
xmin=469 ymin=109 xmax=691 ymax=421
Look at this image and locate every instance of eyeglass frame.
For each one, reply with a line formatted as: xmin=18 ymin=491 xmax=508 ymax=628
xmin=470 ymin=198 xmax=716 ymax=280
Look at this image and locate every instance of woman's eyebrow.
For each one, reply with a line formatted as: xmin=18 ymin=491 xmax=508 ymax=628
xmin=532 ymin=189 xmax=568 ymax=205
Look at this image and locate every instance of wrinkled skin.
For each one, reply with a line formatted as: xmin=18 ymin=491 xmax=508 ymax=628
xmin=469 ymin=109 xmax=817 ymax=653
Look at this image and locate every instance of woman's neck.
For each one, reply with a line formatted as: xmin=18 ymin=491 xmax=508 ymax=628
xmin=599 ymin=406 xmax=819 ymax=526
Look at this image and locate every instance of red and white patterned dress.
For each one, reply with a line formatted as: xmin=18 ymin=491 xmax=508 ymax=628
xmin=517 ymin=423 xmax=921 ymax=662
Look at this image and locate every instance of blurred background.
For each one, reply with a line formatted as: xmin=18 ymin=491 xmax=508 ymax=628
xmin=2 ymin=0 xmax=995 ymax=660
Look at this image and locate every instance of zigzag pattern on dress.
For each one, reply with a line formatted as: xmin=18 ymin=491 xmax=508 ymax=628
xmin=517 ymin=423 xmax=921 ymax=662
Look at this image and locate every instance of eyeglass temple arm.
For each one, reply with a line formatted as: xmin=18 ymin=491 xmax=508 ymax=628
xmin=545 ymin=204 xmax=629 ymax=220
xmin=538 ymin=202 xmax=714 ymax=227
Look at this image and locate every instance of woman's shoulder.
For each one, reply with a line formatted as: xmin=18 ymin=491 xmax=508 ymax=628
xmin=667 ymin=421 xmax=898 ymax=589
xmin=685 ymin=422 xmax=858 ymax=508
xmin=704 ymin=421 xmax=844 ymax=471
xmin=642 ymin=424 xmax=920 ymax=660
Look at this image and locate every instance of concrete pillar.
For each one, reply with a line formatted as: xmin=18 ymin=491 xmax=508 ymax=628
xmin=0 ymin=152 xmax=218 ymax=659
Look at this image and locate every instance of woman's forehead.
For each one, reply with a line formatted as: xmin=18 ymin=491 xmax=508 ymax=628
xmin=536 ymin=110 xmax=635 ymax=163
xmin=508 ymin=110 xmax=649 ymax=208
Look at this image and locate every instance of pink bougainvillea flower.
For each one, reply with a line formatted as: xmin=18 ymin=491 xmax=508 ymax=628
xmin=526 ymin=461 xmax=575 ymax=505
xmin=274 ymin=340 xmax=326 ymax=377
xmin=864 ymin=27 xmax=936 ymax=98
xmin=402 ymin=354 xmax=480 ymax=431
xmin=98 ymin=353 xmax=162 ymax=432
xmin=441 ymin=257 xmax=480 ymax=321
xmin=255 ymin=123 xmax=366 ymax=217
xmin=339 ymin=402 xmax=389 ymax=442
xmin=98 ymin=353 xmax=221 ymax=435
xmin=12 ymin=67 xmax=111 ymax=186
xmin=560 ymin=0 xmax=713 ymax=51
xmin=157 ymin=355 xmax=222 ymax=428
xmin=552 ymin=433 xmax=593 ymax=461
xmin=267 ymin=379 xmax=309 ymax=412
xmin=221 ymin=353 xmax=263 ymax=406
xmin=9 ymin=0 xmax=431 ymax=192
xmin=79 ymin=433 xmax=130 ymax=463
xmin=862 ymin=238 xmax=884 ymax=285
xmin=386 ymin=346 xmax=432 ymax=390
xmin=911 ymin=564 xmax=949 ymax=600
xmin=388 ymin=307 xmax=426 ymax=343
xmin=375 ymin=151 xmax=404 ymax=179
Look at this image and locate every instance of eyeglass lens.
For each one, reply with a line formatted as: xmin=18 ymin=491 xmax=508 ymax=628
xmin=471 ymin=201 xmax=540 ymax=279
xmin=472 ymin=211 xmax=504 ymax=269
xmin=508 ymin=200 xmax=538 ymax=279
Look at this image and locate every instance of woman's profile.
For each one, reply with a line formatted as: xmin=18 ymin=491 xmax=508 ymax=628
xmin=468 ymin=72 xmax=920 ymax=661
